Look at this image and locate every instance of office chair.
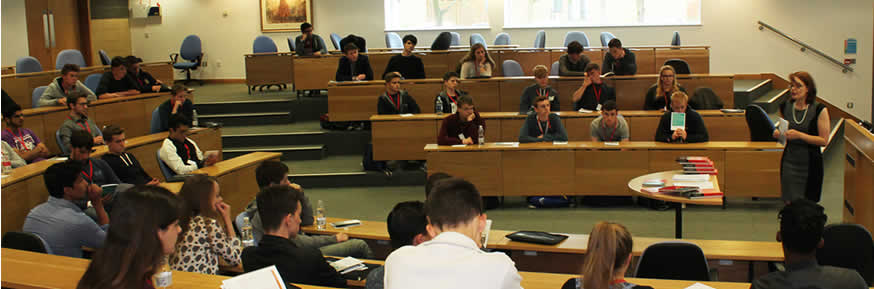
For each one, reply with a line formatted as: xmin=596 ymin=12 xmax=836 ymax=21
xmin=170 ymin=35 xmax=204 ymax=86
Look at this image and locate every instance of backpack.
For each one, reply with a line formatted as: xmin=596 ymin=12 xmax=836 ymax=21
xmin=527 ymin=196 xmax=573 ymax=208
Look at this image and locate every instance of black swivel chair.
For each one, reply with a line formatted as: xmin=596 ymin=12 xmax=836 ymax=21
xmin=745 ymin=104 xmax=777 ymax=141
xmin=817 ymin=224 xmax=874 ymax=286
xmin=689 ymin=87 xmax=724 ymax=110
xmin=432 ymin=32 xmax=453 ymax=51
xmin=2 ymin=231 xmax=51 ymax=254
xmin=635 ymin=241 xmax=712 ymax=281
xmin=664 ymin=59 xmax=691 ymax=74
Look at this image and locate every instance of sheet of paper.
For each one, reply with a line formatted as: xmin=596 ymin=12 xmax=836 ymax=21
xmin=494 ymin=142 xmax=519 ymax=147
xmin=776 ymin=117 xmax=789 ymax=144
xmin=52 ymin=157 xmax=68 ymax=161
xmin=673 ymin=182 xmax=714 ymax=189
xmin=330 ymin=257 xmax=364 ymax=271
xmin=578 ymin=108 xmax=593 ymax=113
xmin=553 ymin=141 xmax=568 ymax=145
xmin=399 ymin=113 xmax=414 ymax=117
xmin=451 ymin=144 xmax=467 ymax=147
xmin=672 ymin=174 xmax=710 ymax=182
xmin=684 ymin=282 xmax=716 ymax=289
xmin=221 ymin=265 xmax=287 ymax=289
xmin=604 ymin=142 xmax=620 ymax=146
xmin=481 ymin=219 xmax=492 ymax=248
xmin=671 ymin=112 xmax=686 ymax=131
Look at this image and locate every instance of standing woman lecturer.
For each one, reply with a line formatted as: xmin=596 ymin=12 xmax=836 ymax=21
xmin=773 ymin=71 xmax=830 ymax=203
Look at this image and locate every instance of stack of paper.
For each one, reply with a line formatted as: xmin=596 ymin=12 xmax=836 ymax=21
xmin=672 ymin=174 xmax=710 ymax=182
xmin=330 ymin=257 xmax=367 ymax=274
xmin=673 ymin=182 xmax=714 ymax=189
xmin=221 ymin=265 xmax=287 ymax=289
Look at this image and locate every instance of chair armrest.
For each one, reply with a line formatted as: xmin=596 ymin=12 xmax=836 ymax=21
xmin=169 ymin=53 xmax=179 ymax=64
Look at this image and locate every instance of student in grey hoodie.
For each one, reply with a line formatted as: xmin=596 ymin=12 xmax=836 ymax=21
xmin=38 ymin=64 xmax=96 ymax=107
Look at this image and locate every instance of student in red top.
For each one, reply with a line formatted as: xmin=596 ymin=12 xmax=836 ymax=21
xmin=435 ymin=71 xmax=468 ymax=114
xmin=437 ymin=96 xmax=485 ymax=145
xmin=2 ymin=103 xmax=50 ymax=163
xmin=377 ymin=72 xmax=421 ymax=115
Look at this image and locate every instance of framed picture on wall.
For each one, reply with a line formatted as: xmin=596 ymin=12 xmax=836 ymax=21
xmin=260 ymin=0 xmax=312 ymax=32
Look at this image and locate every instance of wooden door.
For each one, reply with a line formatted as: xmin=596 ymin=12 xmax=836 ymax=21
xmin=49 ymin=0 xmax=83 ymax=62
xmin=25 ymin=0 xmax=52 ymax=70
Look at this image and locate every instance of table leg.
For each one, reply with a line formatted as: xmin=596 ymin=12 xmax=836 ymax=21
xmin=674 ymin=203 xmax=683 ymax=238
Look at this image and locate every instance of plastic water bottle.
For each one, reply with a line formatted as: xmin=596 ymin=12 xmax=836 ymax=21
xmin=478 ymin=125 xmax=485 ymax=145
xmin=1 ymin=151 xmax=11 ymax=174
xmin=435 ymin=97 xmax=443 ymax=115
xmin=153 ymin=256 xmax=172 ymax=289
xmin=316 ymin=200 xmax=326 ymax=230
xmin=240 ymin=217 xmax=255 ymax=247
xmin=192 ymin=109 xmax=199 ymax=127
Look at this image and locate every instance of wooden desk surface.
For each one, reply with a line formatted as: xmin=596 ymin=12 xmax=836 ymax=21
xmin=520 ymin=271 xmax=751 ymax=289
xmin=370 ymin=110 xmax=743 ymax=121
xmin=191 ymin=151 xmax=280 ymax=177
xmin=0 ymin=158 xmax=62 ymax=188
xmin=628 ymin=170 xmax=723 ymax=206
xmin=425 ymin=141 xmax=783 ymax=152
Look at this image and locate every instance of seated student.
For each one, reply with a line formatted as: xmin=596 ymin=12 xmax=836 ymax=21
xmin=154 ymin=84 xmax=194 ymax=132
xmin=519 ymin=95 xmax=568 ymax=143
xmin=23 ymin=161 xmax=108 ymax=258
xmin=171 ymin=175 xmax=241 ymax=274
xmin=437 ymin=95 xmax=485 ymax=145
xmin=385 ymin=178 xmax=523 ymax=289
xmin=242 ymin=185 xmax=347 ymax=288
xmin=590 ymin=100 xmax=630 ymax=143
xmin=572 ymin=63 xmax=616 ymax=111
xmin=655 ymin=92 xmax=708 ymax=143
xmin=243 ymin=160 xmax=374 ymax=258
xmin=366 ymin=201 xmax=431 ymax=289
xmin=158 ymin=114 xmax=218 ymax=175
xmin=558 ymin=41 xmax=590 ymax=76
xmin=384 ymin=34 xmax=425 ymax=79
xmin=435 ymin=71 xmax=468 ymax=114
xmin=95 ymin=56 xmax=140 ymax=99
xmin=125 ymin=56 xmax=166 ymax=93
xmin=751 ymin=200 xmax=867 ymax=289
xmin=2 ymin=103 xmax=49 ymax=163
xmin=562 ymin=222 xmax=652 ymax=289
xmin=100 ymin=125 xmax=159 ymax=186
xmin=70 ymin=130 xmax=123 ymax=187
xmin=340 ymin=34 xmax=367 ymax=54
xmin=59 ymin=93 xmax=104 ymax=150
xmin=378 ymin=72 xmax=421 ymax=115
xmin=38 ymin=64 xmax=97 ymax=107
xmin=459 ymin=43 xmax=495 ymax=79
xmin=602 ymin=38 xmax=637 ymax=76
xmin=644 ymin=65 xmax=686 ymax=111
xmin=1 ymin=141 xmax=26 ymax=168
xmin=335 ymin=43 xmax=374 ymax=81
xmin=294 ymin=22 xmax=328 ymax=56
xmin=520 ymin=65 xmax=560 ymax=113
xmin=77 ymin=186 xmax=182 ymax=289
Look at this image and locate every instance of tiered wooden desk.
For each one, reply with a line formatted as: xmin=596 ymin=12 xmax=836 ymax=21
xmin=424 ymin=142 xmax=782 ymax=198
xmin=184 ymin=151 xmax=281 ymax=218
xmin=370 ymin=110 xmax=749 ymax=160
xmin=245 ymin=52 xmax=294 ymax=94
xmin=328 ymin=74 xmax=733 ymax=121
xmin=844 ymin=121 xmax=874 ymax=233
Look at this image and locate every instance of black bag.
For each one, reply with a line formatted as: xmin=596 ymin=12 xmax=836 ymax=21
xmin=506 ymin=231 xmax=568 ymax=245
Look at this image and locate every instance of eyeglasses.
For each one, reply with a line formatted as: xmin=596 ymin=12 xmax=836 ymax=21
xmin=660 ymin=74 xmax=675 ymax=79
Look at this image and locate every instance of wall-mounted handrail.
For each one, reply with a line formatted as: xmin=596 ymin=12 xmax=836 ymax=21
xmin=758 ymin=21 xmax=854 ymax=73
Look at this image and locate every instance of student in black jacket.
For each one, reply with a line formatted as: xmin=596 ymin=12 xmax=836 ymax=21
xmin=95 ymin=57 xmax=140 ymax=99
xmin=100 ymin=125 xmax=159 ymax=186
xmin=242 ymin=185 xmax=347 ymax=288
xmin=383 ymin=34 xmax=425 ymax=79
xmin=124 ymin=56 xmax=167 ymax=93
xmin=572 ymin=63 xmax=616 ymax=111
xmin=602 ymin=38 xmax=637 ymax=76
xmin=154 ymin=85 xmax=195 ymax=132
xmin=335 ymin=43 xmax=373 ymax=81
xmin=655 ymin=91 xmax=709 ymax=143
xmin=377 ymin=72 xmax=420 ymax=115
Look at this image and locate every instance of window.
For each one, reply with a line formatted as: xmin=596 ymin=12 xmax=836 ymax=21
xmin=504 ymin=0 xmax=701 ymax=28
xmin=385 ymin=0 xmax=490 ymax=31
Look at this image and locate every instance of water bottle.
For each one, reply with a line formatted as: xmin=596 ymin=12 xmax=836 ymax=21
xmin=153 ymin=256 xmax=172 ymax=289
xmin=240 ymin=216 xmax=255 ymax=247
xmin=435 ymin=97 xmax=443 ymax=115
xmin=1 ymin=151 xmax=11 ymax=174
xmin=478 ymin=125 xmax=485 ymax=145
xmin=192 ymin=109 xmax=199 ymax=127
xmin=316 ymin=200 xmax=326 ymax=230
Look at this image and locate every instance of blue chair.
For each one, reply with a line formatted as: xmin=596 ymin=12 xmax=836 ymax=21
xmin=450 ymin=32 xmax=461 ymax=46
xmin=253 ymin=35 xmax=278 ymax=53
xmin=98 ymin=50 xmax=111 ymax=66
xmin=32 ymin=86 xmax=48 ymax=108
xmin=664 ymin=59 xmax=691 ymax=74
xmin=494 ymin=33 xmax=511 ymax=46
xmin=564 ymin=31 xmax=589 ymax=47
xmin=16 ymin=57 xmax=42 ymax=73
xmin=56 ymin=129 xmax=69 ymax=156
xmin=55 ymin=49 xmax=87 ymax=70
xmin=170 ymin=35 xmax=204 ymax=86
xmin=287 ymin=37 xmax=296 ymax=52
xmin=157 ymin=150 xmax=175 ymax=180
xmin=469 ymin=33 xmax=487 ymax=48
xmin=533 ymin=30 xmax=546 ymax=48
xmin=550 ymin=61 xmax=559 ymax=76
xmin=1 ymin=232 xmax=52 ymax=254
xmin=600 ymin=32 xmax=616 ymax=47
xmin=671 ymin=31 xmax=681 ymax=46
xmin=329 ymin=33 xmax=342 ymax=50
xmin=385 ymin=32 xmax=403 ymax=49
xmin=635 ymin=241 xmax=711 ymax=281
xmin=502 ymin=60 xmax=523 ymax=77
xmin=150 ymin=106 xmax=165 ymax=134
xmin=84 ymin=74 xmax=101 ymax=94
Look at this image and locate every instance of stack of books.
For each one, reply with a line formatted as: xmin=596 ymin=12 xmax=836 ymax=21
xmin=329 ymin=257 xmax=368 ymax=274
xmin=677 ymin=156 xmax=718 ymax=175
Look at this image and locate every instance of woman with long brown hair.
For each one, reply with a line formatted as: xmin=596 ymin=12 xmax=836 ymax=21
xmin=643 ymin=65 xmax=686 ymax=111
xmin=170 ymin=175 xmax=241 ymax=274
xmin=77 ymin=185 xmax=183 ymax=289
xmin=459 ymin=43 xmax=495 ymax=79
xmin=562 ymin=222 xmax=650 ymax=289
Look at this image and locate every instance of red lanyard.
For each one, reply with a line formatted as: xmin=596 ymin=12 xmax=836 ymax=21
xmin=536 ymin=88 xmax=549 ymax=98
xmin=5 ymin=128 xmax=28 ymax=151
xmin=391 ymin=93 xmax=400 ymax=110
xmin=67 ymin=116 xmax=91 ymax=134
xmin=610 ymin=279 xmax=627 ymax=285
xmin=604 ymin=122 xmax=617 ymax=141
xmin=537 ymin=115 xmax=550 ymax=134
xmin=446 ymin=91 xmax=457 ymax=104
xmin=82 ymin=160 xmax=94 ymax=183
xmin=593 ymin=86 xmax=602 ymax=103
xmin=183 ymin=143 xmax=192 ymax=160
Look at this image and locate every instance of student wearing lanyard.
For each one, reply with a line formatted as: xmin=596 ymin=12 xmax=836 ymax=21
xmin=2 ymin=103 xmax=49 ymax=163
xmin=377 ymin=72 xmax=421 ymax=115
xmin=437 ymin=95 xmax=485 ymax=145
xmin=58 ymin=94 xmax=104 ymax=153
xmin=435 ymin=71 xmax=468 ymax=114
xmin=155 ymin=84 xmax=195 ymax=132
xmin=589 ymin=100 xmax=630 ymax=143
xmin=100 ymin=125 xmax=160 ymax=186
xmin=69 ymin=130 xmax=125 ymax=214
xmin=561 ymin=222 xmax=652 ymax=289
xmin=644 ymin=65 xmax=686 ymax=111
xmin=519 ymin=65 xmax=560 ymax=114
xmin=572 ymin=63 xmax=616 ymax=111
xmin=158 ymin=114 xmax=218 ymax=175
xmin=518 ymin=95 xmax=568 ymax=143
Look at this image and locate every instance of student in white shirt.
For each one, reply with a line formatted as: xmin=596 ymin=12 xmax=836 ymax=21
xmin=384 ymin=178 xmax=523 ymax=289
xmin=158 ymin=114 xmax=217 ymax=175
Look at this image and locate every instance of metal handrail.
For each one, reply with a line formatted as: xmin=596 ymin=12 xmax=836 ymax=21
xmin=758 ymin=21 xmax=854 ymax=73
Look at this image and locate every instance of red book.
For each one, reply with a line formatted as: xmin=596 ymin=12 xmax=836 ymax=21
xmin=677 ymin=156 xmax=711 ymax=163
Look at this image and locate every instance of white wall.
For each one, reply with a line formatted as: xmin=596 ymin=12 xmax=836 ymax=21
xmin=2 ymin=0 xmax=30 ymax=67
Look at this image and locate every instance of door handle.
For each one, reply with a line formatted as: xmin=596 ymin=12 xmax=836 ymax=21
xmin=48 ymin=10 xmax=56 ymax=49
xmin=42 ymin=10 xmax=50 ymax=49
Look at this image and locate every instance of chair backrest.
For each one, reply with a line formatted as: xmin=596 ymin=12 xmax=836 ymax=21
xmin=330 ymin=33 xmax=342 ymax=50
xmin=180 ymin=35 xmax=203 ymax=61
xmin=817 ymin=224 xmax=874 ymax=285
xmin=2 ymin=232 xmax=51 ymax=254
xmin=564 ymin=31 xmax=589 ymax=47
xmin=253 ymin=35 xmax=278 ymax=54
xmin=55 ymin=49 xmax=87 ymax=70
xmin=635 ymin=241 xmax=711 ymax=281
xmin=600 ymin=32 xmax=616 ymax=47
xmin=84 ymin=74 xmax=102 ymax=94
xmin=340 ymin=35 xmax=367 ymax=53
xmin=431 ymin=32 xmax=453 ymax=51
xmin=16 ymin=56 xmax=43 ymax=73
xmin=550 ymin=61 xmax=559 ymax=76
xmin=32 ymin=86 xmax=48 ymax=108
xmin=533 ymin=30 xmax=546 ymax=48
xmin=744 ymin=104 xmax=776 ymax=141
xmin=149 ymin=106 xmax=165 ymax=134
xmin=385 ymin=32 xmax=403 ymax=49
xmin=502 ymin=60 xmax=524 ymax=77
xmin=664 ymin=59 xmax=691 ymax=74
xmin=671 ymin=31 xmax=681 ymax=46
xmin=157 ymin=150 xmax=175 ymax=179
xmin=494 ymin=33 xmax=511 ymax=46
xmin=470 ymin=33 xmax=487 ymax=48
xmin=689 ymin=87 xmax=723 ymax=110
xmin=55 ymin=129 xmax=69 ymax=156
xmin=98 ymin=50 xmax=111 ymax=66
xmin=450 ymin=32 xmax=461 ymax=46
xmin=287 ymin=37 xmax=296 ymax=52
